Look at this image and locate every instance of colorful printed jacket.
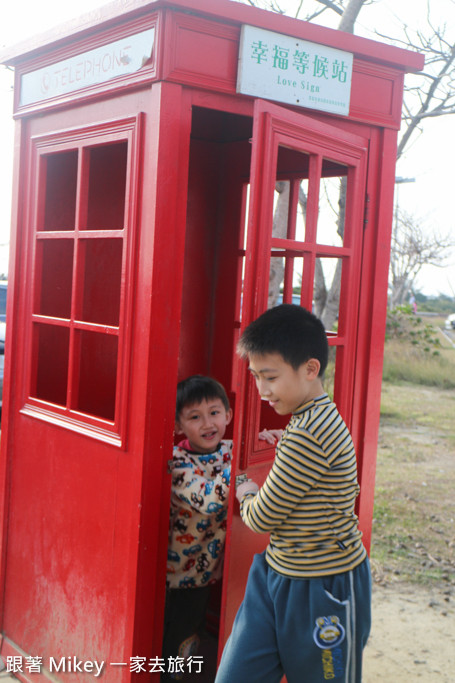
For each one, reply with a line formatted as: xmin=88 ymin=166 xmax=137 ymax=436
xmin=167 ymin=439 xmax=232 ymax=589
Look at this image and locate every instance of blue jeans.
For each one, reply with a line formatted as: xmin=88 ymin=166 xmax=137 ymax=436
xmin=215 ymin=552 xmax=371 ymax=683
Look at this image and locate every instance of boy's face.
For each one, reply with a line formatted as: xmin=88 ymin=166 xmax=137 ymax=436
xmin=248 ymin=352 xmax=322 ymax=415
xmin=175 ymin=398 xmax=232 ymax=453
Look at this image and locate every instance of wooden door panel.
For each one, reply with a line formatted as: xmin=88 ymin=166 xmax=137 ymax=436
xmin=220 ymin=100 xmax=368 ymax=650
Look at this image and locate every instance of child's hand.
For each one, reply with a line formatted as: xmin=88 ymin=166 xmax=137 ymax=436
xmin=236 ymin=480 xmax=259 ymax=502
xmin=258 ymin=428 xmax=284 ymax=444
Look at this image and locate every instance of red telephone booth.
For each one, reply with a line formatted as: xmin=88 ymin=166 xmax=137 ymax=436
xmin=0 ymin=1 xmax=423 ymax=680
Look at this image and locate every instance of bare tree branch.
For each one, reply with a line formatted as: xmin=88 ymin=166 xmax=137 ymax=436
xmin=315 ymin=0 xmax=343 ymax=17
xmin=389 ymin=209 xmax=455 ymax=306
xmin=373 ymin=1 xmax=455 ymax=159
xmin=397 ymin=40 xmax=455 ymax=157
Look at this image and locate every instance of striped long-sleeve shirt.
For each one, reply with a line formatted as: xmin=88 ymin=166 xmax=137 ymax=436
xmin=240 ymin=394 xmax=367 ymax=578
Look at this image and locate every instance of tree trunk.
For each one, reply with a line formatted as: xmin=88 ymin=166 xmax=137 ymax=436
xmin=336 ymin=0 xmax=367 ymax=33
xmin=314 ymin=176 xmax=346 ymax=330
xmin=321 ymin=258 xmax=342 ymax=330
xmin=313 ymin=258 xmax=327 ymax=318
xmin=268 ymin=181 xmax=289 ymax=307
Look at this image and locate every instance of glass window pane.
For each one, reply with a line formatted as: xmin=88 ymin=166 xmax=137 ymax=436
xmin=36 ymin=240 xmax=74 ymax=318
xmin=79 ymin=238 xmax=122 ymax=326
xmin=316 ymin=161 xmax=347 ymax=246
xmin=74 ymin=330 xmax=118 ymax=421
xmin=273 ymin=179 xmax=308 ymax=242
xmin=273 ymin=181 xmax=290 ymax=239
xmin=268 ymin=255 xmax=304 ymax=309
xmin=312 ymin=256 xmax=342 ymax=332
xmin=33 ymin=324 xmax=69 ymax=406
xmin=42 ymin=151 xmax=78 ymax=231
xmin=268 ymin=255 xmax=285 ymax=308
xmin=85 ymin=143 xmax=128 ymax=231
xmin=268 ymin=146 xmax=311 ymax=306
xmin=294 ymin=179 xmax=308 ymax=243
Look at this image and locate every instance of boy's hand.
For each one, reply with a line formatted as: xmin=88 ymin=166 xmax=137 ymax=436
xmin=236 ymin=480 xmax=259 ymax=502
xmin=258 ymin=428 xmax=284 ymax=445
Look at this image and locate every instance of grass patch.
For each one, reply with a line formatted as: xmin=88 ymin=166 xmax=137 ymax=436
xmin=382 ymin=310 xmax=455 ymax=388
xmin=380 ymin=381 xmax=455 ymax=440
xmin=371 ymin=381 xmax=455 ymax=587
xmin=382 ymin=340 xmax=455 ymax=387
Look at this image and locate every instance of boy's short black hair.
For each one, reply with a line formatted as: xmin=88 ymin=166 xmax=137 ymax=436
xmin=176 ymin=375 xmax=230 ymax=419
xmin=237 ymin=304 xmax=328 ymax=375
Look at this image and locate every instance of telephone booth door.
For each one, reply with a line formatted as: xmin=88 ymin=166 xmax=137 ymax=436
xmin=220 ymin=100 xmax=369 ymax=644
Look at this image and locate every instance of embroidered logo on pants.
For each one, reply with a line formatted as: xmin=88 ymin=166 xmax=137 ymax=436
xmin=313 ymin=615 xmax=346 ymax=649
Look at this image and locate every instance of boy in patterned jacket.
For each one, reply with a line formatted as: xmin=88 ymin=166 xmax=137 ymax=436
xmin=162 ymin=374 xmax=278 ymax=680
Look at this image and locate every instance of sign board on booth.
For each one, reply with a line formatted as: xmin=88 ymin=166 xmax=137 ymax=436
xmin=20 ymin=27 xmax=155 ymax=106
xmin=237 ymin=25 xmax=353 ymax=116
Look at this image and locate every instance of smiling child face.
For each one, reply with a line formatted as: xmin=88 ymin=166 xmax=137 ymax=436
xmin=248 ymin=352 xmax=323 ymax=415
xmin=176 ymin=398 xmax=232 ymax=453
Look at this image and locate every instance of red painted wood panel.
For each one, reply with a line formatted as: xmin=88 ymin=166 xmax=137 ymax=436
xmin=0 ymin=3 xmax=422 ymax=680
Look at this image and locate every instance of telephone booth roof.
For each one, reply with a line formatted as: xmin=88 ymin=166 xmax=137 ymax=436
xmin=0 ymin=0 xmax=424 ymax=69
xmin=1 ymin=0 xmax=424 ymax=109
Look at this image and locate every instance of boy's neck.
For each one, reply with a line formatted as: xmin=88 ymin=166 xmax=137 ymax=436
xmin=311 ymin=379 xmax=325 ymax=398
xmin=294 ymin=384 xmax=326 ymax=412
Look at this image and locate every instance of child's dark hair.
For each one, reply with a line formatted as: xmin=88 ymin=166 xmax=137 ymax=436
xmin=176 ymin=375 xmax=230 ymax=419
xmin=237 ymin=304 xmax=328 ymax=375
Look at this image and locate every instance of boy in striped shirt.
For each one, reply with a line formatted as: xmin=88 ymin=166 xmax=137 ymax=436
xmin=215 ymin=304 xmax=371 ymax=683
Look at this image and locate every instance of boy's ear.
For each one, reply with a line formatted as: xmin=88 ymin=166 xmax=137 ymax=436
xmin=175 ymin=420 xmax=184 ymax=435
xmin=306 ymin=358 xmax=321 ymax=379
xmin=225 ymin=408 xmax=233 ymax=425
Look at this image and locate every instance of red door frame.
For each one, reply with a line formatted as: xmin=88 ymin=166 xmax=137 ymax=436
xmin=220 ymin=98 xmax=369 ymax=648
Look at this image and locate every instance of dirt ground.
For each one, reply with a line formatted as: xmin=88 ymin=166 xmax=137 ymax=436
xmin=2 ymin=584 xmax=454 ymax=681
xmin=363 ymin=580 xmax=455 ymax=682
xmin=363 ymin=375 xmax=455 ymax=683
xmin=1 ymin=376 xmax=454 ymax=682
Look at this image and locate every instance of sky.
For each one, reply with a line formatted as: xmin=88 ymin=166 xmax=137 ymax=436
xmin=0 ymin=0 xmax=454 ymax=297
